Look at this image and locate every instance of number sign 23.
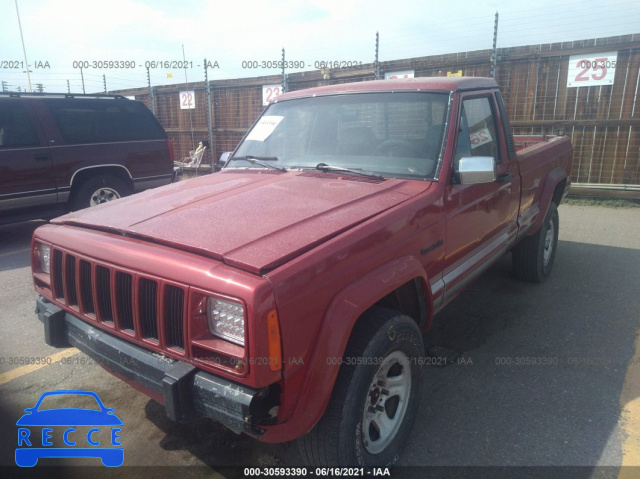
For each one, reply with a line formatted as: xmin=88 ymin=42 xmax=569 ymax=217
xmin=262 ymin=85 xmax=282 ymax=106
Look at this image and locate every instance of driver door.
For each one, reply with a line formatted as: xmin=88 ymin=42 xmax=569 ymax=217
xmin=442 ymin=93 xmax=520 ymax=301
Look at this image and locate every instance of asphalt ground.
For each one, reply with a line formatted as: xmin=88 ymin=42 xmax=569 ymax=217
xmin=0 ymin=203 xmax=639 ymax=478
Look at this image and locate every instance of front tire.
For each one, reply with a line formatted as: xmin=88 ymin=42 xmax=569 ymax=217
xmin=297 ymin=307 xmax=424 ymax=466
xmin=71 ymin=175 xmax=130 ymax=211
xmin=512 ymin=202 xmax=559 ymax=282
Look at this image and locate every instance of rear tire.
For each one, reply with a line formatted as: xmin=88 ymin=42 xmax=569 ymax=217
xmin=512 ymin=202 xmax=559 ymax=282
xmin=297 ymin=307 xmax=424 ymax=466
xmin=71 ymin=175 xmax=130 ymax=211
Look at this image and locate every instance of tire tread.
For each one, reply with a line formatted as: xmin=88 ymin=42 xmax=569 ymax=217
xmin=512 ymin=202 xmax=558 ymax=283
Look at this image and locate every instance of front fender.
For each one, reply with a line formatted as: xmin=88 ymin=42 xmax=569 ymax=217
xmin=529 ymin=166 xmax=567 ymax=234
xmin=263 ymin=255 xmax=430 ymax=443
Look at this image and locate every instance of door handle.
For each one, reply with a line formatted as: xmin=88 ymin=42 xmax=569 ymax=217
xmin=497 ymin=173 xmax=514 ymax=183
xmin=34 ymin=154 xmax=50 ymax=162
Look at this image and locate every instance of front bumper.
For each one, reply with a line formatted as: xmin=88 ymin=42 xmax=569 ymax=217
xmin=36 ymin=296 xmax=268 ymax=436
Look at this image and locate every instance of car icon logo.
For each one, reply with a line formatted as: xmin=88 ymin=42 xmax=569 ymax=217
xmin=16 ymin=390 xmax=123 ymax=467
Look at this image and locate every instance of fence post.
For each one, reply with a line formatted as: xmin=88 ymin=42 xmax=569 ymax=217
xmin=205 ymin=58 xmax=214 ymax=173
xmin=491 ymin=11 xmax=499 ymax=78
xmin=375 ymin=31 xmax=380 ymax=80
xmin=147 ymin=67 xmax=155 ymax=114
xmin=282 ymin=48 xmax=288 ymax=92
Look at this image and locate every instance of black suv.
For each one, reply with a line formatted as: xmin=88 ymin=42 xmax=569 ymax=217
xmin=0 ymin=92 xmax=176 ymax=225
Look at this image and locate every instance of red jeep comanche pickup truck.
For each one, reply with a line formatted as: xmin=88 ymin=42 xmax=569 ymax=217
xmin=31 ymin=77 xmax=572 ymax=466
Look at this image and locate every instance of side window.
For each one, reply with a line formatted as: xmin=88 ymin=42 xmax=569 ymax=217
xmin=0 ymin=103 xmax=40 ymax=148
xmin=453 ymin=96 xmax=500 ymax=172
xmin=46 ymin=100 xmax=165 ymax=144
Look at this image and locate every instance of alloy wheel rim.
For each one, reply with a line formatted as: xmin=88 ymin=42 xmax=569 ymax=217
xmin=361 ymin=350 xmax=411 ymax=454
xmin=543 ymin=220 xmax=555 ymax=266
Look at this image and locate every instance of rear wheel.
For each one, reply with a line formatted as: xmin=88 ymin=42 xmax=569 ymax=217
xmin=71 ymin=175 xmax=130 ymax=211
xmin=512 ymin=202 xmax=559 ymax=282
xmin=297 ymin=307 xmax=424 ymax=466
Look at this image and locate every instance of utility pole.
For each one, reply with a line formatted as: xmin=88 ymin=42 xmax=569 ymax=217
xmin=2 ymin=81 xmax=8 ymax=92
xmin=80 ymin=66 xmax=85 ymax=93
xmin=103 ymin=74 xmax=107 ymax=93
xmin=14 ymin=0 xmax=32 ymax=91
xmin=66 ymin=79 xmax=70 ymax=93
xmin=36 ymin=83 xmax=43 ymax=93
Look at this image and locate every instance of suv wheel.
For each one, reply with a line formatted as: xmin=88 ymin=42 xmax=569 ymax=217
xmin=71 ymin=175 xmax=131 ymax=211
xmin=298 ymin=307 xmax=424 ymax=466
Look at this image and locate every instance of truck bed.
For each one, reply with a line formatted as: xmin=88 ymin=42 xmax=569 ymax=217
xmin=515 ymin=135 xmax=573 ymax=236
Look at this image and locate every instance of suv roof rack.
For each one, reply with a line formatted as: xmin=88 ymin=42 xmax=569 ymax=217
xmin=0 ymin=92 xmax=129 ymax=99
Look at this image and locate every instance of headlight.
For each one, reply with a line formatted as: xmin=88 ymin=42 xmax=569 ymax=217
xmin=37 ymin=244 xmax=51 ymax=274
xmin=207 ymin=297 xmax=245 ymax=346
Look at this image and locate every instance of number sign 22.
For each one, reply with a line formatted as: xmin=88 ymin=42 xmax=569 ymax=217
xmin=567 ymin=52 xmax=617 ymax=88
xmin=179 ymin=91 xmax=195 ymax=109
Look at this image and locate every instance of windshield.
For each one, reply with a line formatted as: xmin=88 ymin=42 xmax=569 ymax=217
xmin=229 ymin=92 xmax=449 ymax=180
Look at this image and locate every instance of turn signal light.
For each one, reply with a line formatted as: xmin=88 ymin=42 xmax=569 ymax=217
xmin=267 ymin=310 xmax=282 ymax=372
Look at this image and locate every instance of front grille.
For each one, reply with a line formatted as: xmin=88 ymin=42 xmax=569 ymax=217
xmin=96 ymin=266 xmax=113 ymax=324
xmin=116 ymin=272 xmax=134 ymax=332
xmin=164 ymin=285 xmax=185 ymax=349
xmin=65 ymin=255 xmax=78 ymax=307
xmin=79 ymin=260 xmax=94 ymax=316
xmin=51 ymin=248 xmax=186 ymax=352
xmin=139 ymin=278 xmax=158 ymax=341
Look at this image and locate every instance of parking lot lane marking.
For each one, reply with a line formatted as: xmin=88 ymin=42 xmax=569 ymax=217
xmin=0 ymin=348 xmax=80 ymax=386
xmin=619 ymin=329 xmax=640 ymax=478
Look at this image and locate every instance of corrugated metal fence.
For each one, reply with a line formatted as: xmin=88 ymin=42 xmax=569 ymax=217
xmin=114 ymin=33 xmax=640 ymax=189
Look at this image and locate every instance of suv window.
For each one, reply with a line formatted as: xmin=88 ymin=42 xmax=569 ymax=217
xmin=0 ymin=103 xmax=40 ymax=148
xmin=45 ymin=99 xmax=166 ymax=144
xmin=454 ymin=96 xmax=500 ymax=172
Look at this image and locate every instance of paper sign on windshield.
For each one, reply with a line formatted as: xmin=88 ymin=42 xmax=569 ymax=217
xmin=470 ymin=127 xmax=492 ymax=149
xmin=245 ymin=116 xmax=284 ymax=142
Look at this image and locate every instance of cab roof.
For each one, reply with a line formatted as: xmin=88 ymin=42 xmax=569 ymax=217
xmin=275 ymin=77 xmax=498 ymax=102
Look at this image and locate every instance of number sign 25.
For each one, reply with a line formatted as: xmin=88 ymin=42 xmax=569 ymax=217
xmin=179 ymin=91 xmax=195 ymax=109
xmin=567 ymin=52 xmax=617 ymax=88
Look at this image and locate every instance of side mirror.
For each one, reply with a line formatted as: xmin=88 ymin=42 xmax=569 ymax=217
xmin=218 ymin=152 xmax=232 ymax=168
xmin=458 ymin=156 xmax=497 ymax=184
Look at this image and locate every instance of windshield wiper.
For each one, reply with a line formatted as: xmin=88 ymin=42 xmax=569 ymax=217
xmin=315 ymin=163 xmax=383 ymax=180
xmin=229 ymin=156 xmax=286 ymax=172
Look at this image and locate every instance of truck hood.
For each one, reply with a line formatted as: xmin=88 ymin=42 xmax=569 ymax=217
xmin=54 ymin=170 xmax=430 ymax=274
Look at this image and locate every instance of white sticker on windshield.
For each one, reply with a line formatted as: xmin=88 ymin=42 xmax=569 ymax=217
xmin=245 ymin=116 xmax=284 ymax=142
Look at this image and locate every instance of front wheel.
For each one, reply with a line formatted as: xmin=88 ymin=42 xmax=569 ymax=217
xmin=297 ymin=307 xmax=424 ymax=466
xmin=71 ymin=175 xmax=131 ymax=211
xmin=512 ymin=202 xmax=559 ymax=282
